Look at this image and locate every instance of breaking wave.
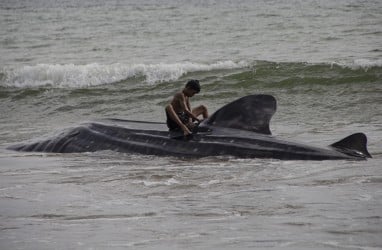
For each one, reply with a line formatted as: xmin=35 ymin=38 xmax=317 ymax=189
xmin=1 ymin=59 xmax=381 ymax=89
xmin=0 ymin=61 xmax=248 ymax=88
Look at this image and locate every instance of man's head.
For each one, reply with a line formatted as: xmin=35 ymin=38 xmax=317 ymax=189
xmin=184 ymin=79 xmax=201 ymax=97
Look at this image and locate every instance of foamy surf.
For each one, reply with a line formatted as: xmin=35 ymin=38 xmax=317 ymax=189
xmin=0 ymin=61 xmax=248 ymax=88
xmin=331 ymin=58 xmax=382 ymax=71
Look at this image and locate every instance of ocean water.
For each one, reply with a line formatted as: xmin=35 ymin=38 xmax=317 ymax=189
xmin=1 ymin=0 xmax=382 ymax=249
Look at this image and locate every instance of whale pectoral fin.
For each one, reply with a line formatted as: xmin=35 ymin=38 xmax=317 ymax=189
xmin=330 ymin=133 xmax=372 ymax=158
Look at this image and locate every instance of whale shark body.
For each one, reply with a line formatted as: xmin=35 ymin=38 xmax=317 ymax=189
xmin=8 ymin=95 xmax=371 ymax=160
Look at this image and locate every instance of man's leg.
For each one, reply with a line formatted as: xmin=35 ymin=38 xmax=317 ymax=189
xmin=165 ymin=105 xmax=191 ymax=135
xmin=192 ymin=105 xmax=208 ymax=119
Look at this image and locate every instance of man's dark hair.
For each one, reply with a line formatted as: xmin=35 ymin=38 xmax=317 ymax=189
xmin=185 ymin=79 xmax=201 ymax=93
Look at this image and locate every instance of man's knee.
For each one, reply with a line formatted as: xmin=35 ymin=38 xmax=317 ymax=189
xmin=196 ymin=105 xmax=207 ymax=112
xmin=191 ymin=105 xmax=208 ymax=119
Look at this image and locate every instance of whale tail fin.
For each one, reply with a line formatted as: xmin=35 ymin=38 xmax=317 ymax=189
xmin=330 ymin=133 xmax=372 ymax=159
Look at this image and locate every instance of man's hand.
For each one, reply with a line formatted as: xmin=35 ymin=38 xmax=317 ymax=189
xmin=181 ymin=125 xmax=192 ymax=136
xmin=193 ymin=118 xmax=201 ymax=123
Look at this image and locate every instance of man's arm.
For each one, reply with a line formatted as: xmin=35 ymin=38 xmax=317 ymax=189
xmin=178 ymin=94 xmax=200 ymax=122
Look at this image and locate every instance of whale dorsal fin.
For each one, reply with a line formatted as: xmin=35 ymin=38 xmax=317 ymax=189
xmin=201 ymin=94 xmax=276 ymax=135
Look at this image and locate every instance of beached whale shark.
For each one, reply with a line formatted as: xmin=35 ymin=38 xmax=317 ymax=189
xmin=8 ymin=95 xmax=371 ymax=160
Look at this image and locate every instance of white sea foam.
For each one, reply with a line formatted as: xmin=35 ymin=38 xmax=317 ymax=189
xmin=331 ymin=59 xmax=382 ymax=70
xmin=352 ymin=59 xmax=382 ymax=69
xmin=0 ymin=61 xmax=248 ymax=88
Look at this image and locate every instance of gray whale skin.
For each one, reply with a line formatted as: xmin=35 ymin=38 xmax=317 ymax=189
xmin=8 ymin=95 xmax=372 ymax=160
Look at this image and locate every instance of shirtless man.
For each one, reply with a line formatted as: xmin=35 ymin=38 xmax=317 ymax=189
xmin=165 ymin=80 xmax=208 ymax=136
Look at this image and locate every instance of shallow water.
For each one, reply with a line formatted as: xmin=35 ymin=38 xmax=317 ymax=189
xmin=1 ymin=0 xmax=382 ymax=249
xmin=1 ymin=152 xmax=381 ymax=249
